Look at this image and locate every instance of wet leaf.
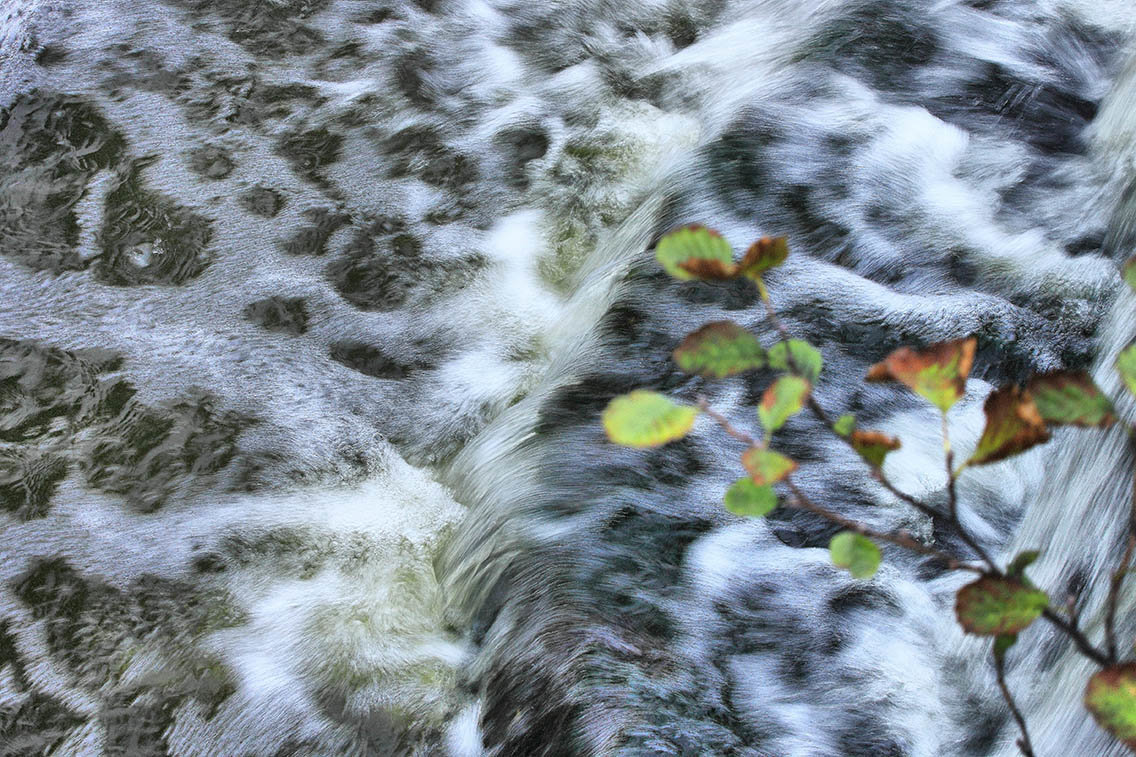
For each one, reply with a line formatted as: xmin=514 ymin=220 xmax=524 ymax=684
xmin=955 ymin=575 xmax=1048 ymax=636
xmin=673 ymin=322 xmax=766 ymax=378
xmin=830 ymin=532 xmax=881 ymax=579
xmin=1027 ymin=371 xmax=1115 ymax=428
xmin=768 ymin=339 xmax=823 ymax=382
xmin=655 ymin=225 xmax=735 ymax=281
xmin=1124 ymin=256 xmax=1136 ymax=294
xmin=737 ymin=236 xmax=789 ymax=280
xmin=968 ymin=385 xmax=1050 ymax=466
xmin=866 ymin=337 xmax=976 ymax=413
xmin=849 ymin=430 xmax=901 ymax=468
xmin=741 ymin=447 xmax=797 ymax=486
xmin=833 ymin=414 xmax=856 ymax=437
xmin=1086 ymin=664 xmax=1136 ymax=749
xmin=724 ymin=478 xmax=778 ymax=517
xmin=1117 ymin=343 xmax=1136 ymax=400
xmin=602 ymin=390 xmax=697 ymax=448
xmin=758 ymin=375 xmax=810 ymax=434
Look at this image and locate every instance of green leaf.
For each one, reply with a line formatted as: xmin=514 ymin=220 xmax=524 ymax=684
xmin=737 ymin=236 xmax=789 ymax=280
xmin=1124 ymin=256 xmax=1136 ymax=294
xmin=1027 ymin=371 xmax=1115 ymax=428
xmin=724 ymin=478 xmax=778 ymax=517
xmin=833 ymin=414 xmax=855 ymax=437
xmin=768 ymin=339 xmax=823 ymax=382
xmin=673 ymin=322 xmax=766 ymax=378
xmin=993 ymin=634 xmax=1018 ymax=664
xmin=1086 ymin=664 xmax=1136 ymax=749
xmin=1006 ymin=550 xmax=1040 ymax=581
xmin=829 ymin=532 xmax=881 ymax=579
xmin=968 ymin=385 xmax=1051 ymax=466
xmin=866 ymin=337 xmax=976 ymax=414
xmin=849 ymin=430 xmax=901 ymax=468
xmin=741 ymin=447 xmax=797 ymax=486
xmin=954 ymin=575 xmax=1048 ymax=636
xmin=1117 ymin=343 xmax=1136 ymax=400
xmin=758 ymin=375 xmax=810 ymax=434
xmin=655 ymin=225 xmax=735 ymax=281
xmin=602 ymin=391 xmax=697 ymax=448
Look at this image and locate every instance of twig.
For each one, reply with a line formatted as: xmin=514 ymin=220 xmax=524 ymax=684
xmin=784 ymin=480 xmax=983 ymax=573
xmin=696 ymin=396 xmax=758 ymax=447
xmin=993 ymin=648 xmax=1036 ymax=757
xmin=941 ymin=413 xmax=998 ymax=572
xmin=1040 ymin=608 xmax=1110 ymax=667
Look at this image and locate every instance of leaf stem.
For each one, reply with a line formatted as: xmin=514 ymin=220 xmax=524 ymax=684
xmin=784 ymin=480 xmax=983 ymax=573
xmin=993 ymin=649 xmax=1036 ymax=757
xmin=696 ymin=396 xmax=758 ymax=447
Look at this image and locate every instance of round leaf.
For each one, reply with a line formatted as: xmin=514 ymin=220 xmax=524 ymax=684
xmin=968 ymin=385 xmax=1050 ymax=466
xmin=758 ymin=375 xmax=810 ymax=434
xmin=833 ymin=414 xmax=856 ymax=437
xmin=954 ymin=575 xmax=1048 ymax=636
xmin=741 ymin=447 xmax=797 ymax=486
xmin=1086 ymin=664 xmax=1136 ymax=749
xmin=655 ymin=225 xmax=735 ymax=281
xmin=673 ymin=322 xmax=766 ymax=378
xmin=1117 ymin=343 xmax=1136 ymax=400
xmin=768 ymin=339 xmax=823 ymax=382
xmin=602 ymin=391 xmax=697 ymax=448
xmin=866 ymin=337 xmax=976 ymax=413
xmin=1027 ymin=371 xmax=1115 ymax=428
xmin=849 ymin=430 xmax=901 ymax=468
xmin=830 ymin=532 xmax=881 ymax=579
xmin=737 ymin=236 xmax=789 ymax=280
xmin=724 ymin=478 xmax=778 ymax=517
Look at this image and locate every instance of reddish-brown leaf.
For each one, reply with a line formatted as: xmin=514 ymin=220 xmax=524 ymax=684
xmin=677 ymin=258 xmax=737 ymax=280
xmin=968 ymin=385 xmax=1051 ymax=466
xmin=865 ymin=337 xmax=977 ymax=413
xmin=849 ymin=430 xmax=901 ymax=468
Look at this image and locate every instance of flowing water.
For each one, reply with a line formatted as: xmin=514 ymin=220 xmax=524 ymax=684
xmin=1 ymin=1 xmax=1135 ymax=755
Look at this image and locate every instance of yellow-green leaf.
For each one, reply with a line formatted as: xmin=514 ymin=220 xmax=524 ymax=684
xmin=1124 ymin=256 xmax=1136 ymax=294
xmin=737 ymin=236 xmax=789 ymax=280
xmin=1086 ymin=664 xmax=1136 ymax=750
xmin=741 ymin=447 xmax=797 ymax=486
xmin=954 ymin=575 xmax=1048 ymax=636
xmin=833 ymin=414 xmax=855 ymax=437
xmin=1118 ymin=343 xmax=1136 ymax=400
xmin=1027 ymin=371 xmax=1115 ymax=428
xmin=655 ymin=225 xmax=735 ymax=281
xmin=866 ymin=337 xmax=976 ymax=413
xmin=968 ymin=385 xmax=1050 ymax=466
xmin=673 ymin=322 xmax=766 ymax=378
xmin=758 ymin=375 xmax=810 ymax=434
xmin=602 ymin=391 xmax=697 ymax=448
xmin=830 ymin=532 xmax=881 ymax=579
xmin=1006 ymin=550 xmax=1040 ymax=581
xmin=849 ymin=430 xmax=901 ymax=468
xmin=724 ymin=478 xmax=778 ymax=517
xmin=768 ymin=339 xmax=823 ymax=382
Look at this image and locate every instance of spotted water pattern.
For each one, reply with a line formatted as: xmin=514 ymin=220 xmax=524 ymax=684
xmin=1 ymin=1 xmax=1135 ymax=755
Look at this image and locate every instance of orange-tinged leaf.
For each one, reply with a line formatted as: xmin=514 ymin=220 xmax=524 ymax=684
xmin=741 ymin=447 xmax=797 ymax=486
xmin=1026 ymin=371 xmax=1115 ymax=428
xmin=673 ymin=322 xmax=766 ymax=378
xmin=737 ymin=236 xmax=789 ymax=280
xmin=602 ymin=391 xmax=697 ymax=448
xmin=866 ymin=337 xmax=977 ymax=413
xmin=849 ymin=430 xmax=901 ymax=468
xmin=758 ymin=375 xmax=810 ymax=434
xmin=968 ymin=385 xmax=1050 ymax=466
xmin=1086 ymin=664 xmax=1136 ymax=749
xmin=955 ymin=575 xmax=1048 ymax=636
xmin=655 ymin=225 xmax=735 ymax=281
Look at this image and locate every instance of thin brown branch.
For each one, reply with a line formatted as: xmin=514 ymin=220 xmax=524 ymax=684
xmin=696 ymin=396 xmax=758 ymax=447
xmin=784 ymin=480 xmax=983 ymax=573
xmin=993 ymin=649 xmax=1036 ymax=757
xmin=1041 ymin=608 xmax=1110 ymax=667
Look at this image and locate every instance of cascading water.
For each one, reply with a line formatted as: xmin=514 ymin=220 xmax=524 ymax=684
xmin=1 ymin=1 xmax=1134 ymax=755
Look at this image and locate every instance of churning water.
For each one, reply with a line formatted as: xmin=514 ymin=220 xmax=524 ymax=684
xmin=1 ymin=0 xmax=1135 ymax=754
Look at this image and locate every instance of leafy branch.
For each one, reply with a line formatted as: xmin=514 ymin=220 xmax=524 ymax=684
xmin=601 ymin=225 xmax=1136 ymax=754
